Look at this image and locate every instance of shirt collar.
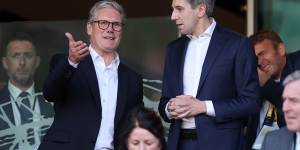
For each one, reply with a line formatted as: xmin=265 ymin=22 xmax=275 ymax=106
xmin=89 ymin=45 xmax=120 ymax=69
xmin=8 ymin=81 xmax=35 ymax=100
xmin=187 ymin=18 xmax=216 ymax=39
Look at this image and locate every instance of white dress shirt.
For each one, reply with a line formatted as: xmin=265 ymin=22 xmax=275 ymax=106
xmin=8 ymin=81 xmax=42 ymax=147
xmin=165 ymin=18 xmax=217 ymax=129
xmin=89 ymin=46 xmax=119 ymax=150
xmin=181 ymin=18 xmax=216 ymax=129
xmin=8 ymin=81 xmax=40 ymax=126
xmin=258 ymin=79 xmax=280 ymax=134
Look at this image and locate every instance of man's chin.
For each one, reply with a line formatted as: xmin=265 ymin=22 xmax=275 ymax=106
xmin=286 ymin=120 xmax=300 ymax=131
xmin=178 ymin=30 xmax=187 ymax=35
xmin=12 ymin=76 xmax=32 ymax=85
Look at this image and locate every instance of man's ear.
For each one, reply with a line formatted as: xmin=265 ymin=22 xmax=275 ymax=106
xmin=87 ymin=22 xmax=92 ymax=36
xmin=197 ymin=3 xmax=207 ymax=18
xmin=278 ymin=43 xmax=286 ymax=56
xmin=2 ymin=57 xmax=8 ymax=70
xmin=35 ymin=56 xmax=40 ymax=69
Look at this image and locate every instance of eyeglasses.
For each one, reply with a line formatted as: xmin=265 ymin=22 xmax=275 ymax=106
xmin=90 ymin=20 xmax=124 ymax=32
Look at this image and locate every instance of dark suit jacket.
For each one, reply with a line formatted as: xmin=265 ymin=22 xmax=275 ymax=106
xmin=245 ymin=50 xmax=300 ymax=150
xmin=158 ymin=24 xmax=260 ymax=150
xmin=38 ymin=53 xmax=143 ymax=150
xmin=0 ymin=85 xmax=54 ymax=149
xmin=261 ymin=127 xmax=294 ymax=150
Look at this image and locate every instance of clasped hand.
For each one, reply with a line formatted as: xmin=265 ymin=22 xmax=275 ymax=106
xmin=167 ymin=95 xmax=206 ymax=120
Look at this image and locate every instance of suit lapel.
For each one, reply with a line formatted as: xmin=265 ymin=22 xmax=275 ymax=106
xmin=0 ymin=86 xmax=15 ymax=125
xmin=80 ymin=54 xmax=101 ymax=112
xmin=178 ymin=36 xmax=190 ymax=94
xmin=197 ymin=25 xmax=226 ymax=94
xmin=281 ymin=129 xmax=294 ymax=150
xmin=114 ymin=63 xmax=127 ymax=126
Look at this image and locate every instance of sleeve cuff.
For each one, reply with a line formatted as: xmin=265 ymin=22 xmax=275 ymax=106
xmin=68 ymin=58 xmax=79 ymax=68
xmin=165 ymin=102 xmax=172 ymax=119
xmin=205 ymin=100 xmax=216 ymax=117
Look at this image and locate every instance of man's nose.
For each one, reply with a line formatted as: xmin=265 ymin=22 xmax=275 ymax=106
xmin=106 ymin=23 xmax=114 ymax=32
xmin=19 ymin=56 xmax=26 ymax=66
xmin=171 ymin=10 xmax=177 ymax=21
xmin=257 ymin=57 xmax=262 ymax=66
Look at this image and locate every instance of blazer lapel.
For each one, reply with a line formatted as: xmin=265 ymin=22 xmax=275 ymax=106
xmin=197 ymin=25 xmax=225 ymax=94
xmin=114 ymin=63 xmax=127 ymax=126
xmin=0 ymin=86 xmax=15 ymax=126
xmin=178 ymin=36 xmax=190 ymax=94
xmin=80 ymin=54 xmax=101 ymax=112
xmin=281 ymin=129 xmax=294 ymax=150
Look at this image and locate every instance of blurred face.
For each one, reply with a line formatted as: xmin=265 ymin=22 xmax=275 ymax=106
xmin=87 ymin=8 xmax=122 ymax=54
xmin=2 ymin=40 xmax=40 ymax=88
xmin=127 ymin=127 xmax=161 ymax=150
xmin=282 ymin=79 xmax=300 ymax=132
xmin=171 ymin=0 xmax=202 ymax=36
xmin=254 ymin=39 xmax=285 ymax=79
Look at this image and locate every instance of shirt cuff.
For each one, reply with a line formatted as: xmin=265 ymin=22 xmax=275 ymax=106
xmin=205 ymin=100 xmax=215 ymax=117
xmin=165 ymin=102 xmax=172 ymax=119
xmin=68 ymin=58 xmax=79 ymax=68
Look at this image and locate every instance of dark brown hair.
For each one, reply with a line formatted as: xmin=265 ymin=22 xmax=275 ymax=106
xmin=249 ymin=30 xmax=283 ymax=50
xmin=117 ymin=106 xmax=166 ymax=150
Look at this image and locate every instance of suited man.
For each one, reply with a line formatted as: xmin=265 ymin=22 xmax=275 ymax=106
xmin=0 ymin=33 xmax=54 ymax=149
xmin=158 ymin=0 xmax=260 ymax=150
xmin=261 ymin=70 xmax=300 ymax=150
xmin=246 ymin=31 xmax=300 ymax=150
xmin=38 ymin=1 xmax=143 ymax=150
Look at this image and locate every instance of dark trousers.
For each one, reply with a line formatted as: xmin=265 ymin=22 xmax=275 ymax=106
xmin=178 ymin=138 xmax=200 ymax=150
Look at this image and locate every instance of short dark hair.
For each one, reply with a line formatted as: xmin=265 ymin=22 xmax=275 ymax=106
xmin=117 ymin=106 xmax=166 ymax=150
xmin=249 ymin=30 xmax=283 ymax=50
xmin=5 ymin=32 xmax=36 ymax=56
xmin=187 ymin=0 xmax=216 ymax=17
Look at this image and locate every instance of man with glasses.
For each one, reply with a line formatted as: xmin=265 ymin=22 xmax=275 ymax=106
xmin=0 ymin=32 xmax=54 ymax=149
xmin=38 ymin=0 xmax=143 ymax=150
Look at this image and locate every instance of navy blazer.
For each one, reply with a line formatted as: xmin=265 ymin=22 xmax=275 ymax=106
xmin=245 ymin=50 xmax=300 ymax=150
xmin=158 ymin=24 xmax=260 ymax=150
xmin=38 ymin=54 xmax=143 ymax=150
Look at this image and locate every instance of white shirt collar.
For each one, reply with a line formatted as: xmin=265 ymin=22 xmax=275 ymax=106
xmin=187 ymin=18 xmax=216 ymax=39
xmin=8 ymin=81 xmax=35 ymax=100
xmin=89 ymin=45 xmax=120 ymax=70
xmin=296 ymin=132 xmax=300 ymax=149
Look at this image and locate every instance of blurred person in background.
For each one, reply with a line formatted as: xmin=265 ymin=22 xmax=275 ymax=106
xmin=0 ymin=32 xmax=54 ymax=149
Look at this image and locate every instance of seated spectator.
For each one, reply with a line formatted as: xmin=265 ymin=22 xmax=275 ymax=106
xmin=261 ymin=70 xmax=300 ymax=150
xmin=118 ymin=106 xmax=166 ymax=150
xmin=246 ymin=30 xmax=300 ymax=150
